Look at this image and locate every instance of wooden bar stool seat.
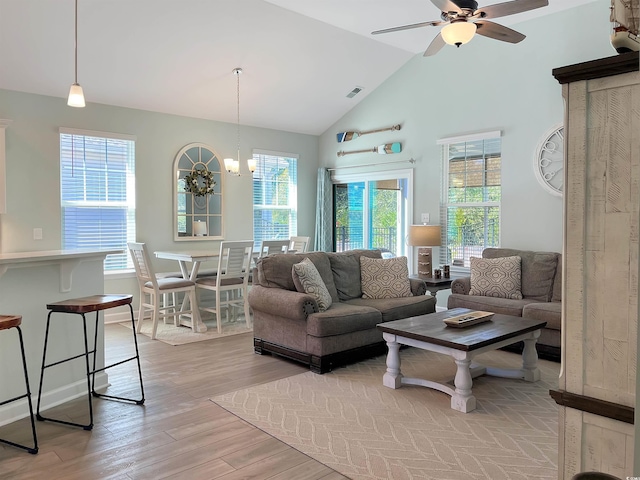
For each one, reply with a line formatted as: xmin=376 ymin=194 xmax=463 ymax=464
xmin=36 ymin=294 xmax=145 ymax=431
xmin=0 ymin=315 xmax=38 ymax=454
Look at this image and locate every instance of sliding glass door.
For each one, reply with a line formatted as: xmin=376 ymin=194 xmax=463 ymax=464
xmin=332 ymin=170 xmax=412 ymax=257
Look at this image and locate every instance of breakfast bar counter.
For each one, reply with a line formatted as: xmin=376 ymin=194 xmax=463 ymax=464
xmin=0 ymin=249 xmax=119 ymax=426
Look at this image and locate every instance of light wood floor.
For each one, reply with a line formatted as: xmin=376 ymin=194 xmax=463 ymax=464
xmin=0 ymin=324 xmax=348 ymax=479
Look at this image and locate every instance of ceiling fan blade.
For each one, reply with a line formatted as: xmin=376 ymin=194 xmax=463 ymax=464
xmin=424 ymin=32 xmax=446 ymax=57
xmin=476 ymin=0 xmax=549 ymax=20
xmin=431 ymin=0 xmax=463 ymax=14
xmin=372 ymin=20 xmax=443 ymax=35
xmin=474 ymin=20 xmax=525 ymax=43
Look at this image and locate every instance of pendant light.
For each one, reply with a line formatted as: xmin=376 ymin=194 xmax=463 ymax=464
xmin=67 ymin=0 xmax=85 ymax=107
xmin=224 ymin=68 xmax=257 ymax=176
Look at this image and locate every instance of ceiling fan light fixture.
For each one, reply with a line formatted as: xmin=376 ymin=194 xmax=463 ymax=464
xmin=441 ymin=21 xmax=477 ymax=47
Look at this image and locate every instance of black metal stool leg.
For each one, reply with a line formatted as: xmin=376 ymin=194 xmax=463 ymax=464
xmin=91 ymin=310 xmax=99 ymax=396
xmin=128 ymin=303 xmax=146 ymax=404
xmin=35 ymin=311 xmax=53 ymax=421
xmin=91 ymin=304 xmax=145 ymax=405
xmin=36 ymin=312 xmax=94 ymax=430
xmin=0 ymin=325 xmax=38 ymax=454
xmin=80 ymin=312 xmax=95 ymax=430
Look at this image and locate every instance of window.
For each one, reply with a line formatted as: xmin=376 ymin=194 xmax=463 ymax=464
xmin=252 ymin=151 xmax=297 ymax=248
xmin=439 ymin=131 xmax=501 ymax=268
xmin=60 ymin=129 xmax=136 ymax=271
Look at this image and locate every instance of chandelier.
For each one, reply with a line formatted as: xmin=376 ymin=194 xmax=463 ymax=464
xmin=224 ymin=68 xmax=257 ymax=176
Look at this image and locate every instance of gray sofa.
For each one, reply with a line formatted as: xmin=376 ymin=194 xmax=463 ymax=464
xmin=447 ymin=247 xmax=562 ymax=361
xmin=249 ymin=249 xmax=436 ymax=373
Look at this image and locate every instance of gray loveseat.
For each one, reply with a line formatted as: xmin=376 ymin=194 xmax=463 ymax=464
xmin=447 ymin=247 xmax=562 ymax=361
xmin=249 ymin=249 xmax=436 ymax=373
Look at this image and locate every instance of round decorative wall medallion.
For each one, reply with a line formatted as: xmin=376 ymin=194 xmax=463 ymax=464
xmin=534 ymin=125 xmax=564 ymax=197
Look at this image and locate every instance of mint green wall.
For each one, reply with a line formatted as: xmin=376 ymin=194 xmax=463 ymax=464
xmin=0 ymin=89 xmax=318 ymax=295
xmin=320 ymin=0 xmax=613 ymax=255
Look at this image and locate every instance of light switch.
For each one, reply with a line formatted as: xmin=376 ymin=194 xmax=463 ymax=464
xmin=33 ymin=228 xmax=43 ymax=240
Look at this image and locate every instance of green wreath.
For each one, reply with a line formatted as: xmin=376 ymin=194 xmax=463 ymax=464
xmin=184 ymin=168 xmax=216 ymax=197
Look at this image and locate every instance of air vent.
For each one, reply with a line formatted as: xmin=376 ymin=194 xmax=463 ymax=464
xmin=346 ymin=86 xmax=364 ymax=99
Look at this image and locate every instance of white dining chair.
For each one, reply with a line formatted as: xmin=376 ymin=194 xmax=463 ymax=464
xmin=128 ymin=242 xmax=200 ymax=340
xmin=195 ymin=240 xmax=254 ymax=333
xmin=289 ymin=236 xmax=311 ymax=253
xmin=257 ymin=239 xmax=290 ymax=257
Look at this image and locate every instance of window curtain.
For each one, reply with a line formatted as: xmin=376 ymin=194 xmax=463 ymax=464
xmin=314 ymin=168 xmax=333 ymax=252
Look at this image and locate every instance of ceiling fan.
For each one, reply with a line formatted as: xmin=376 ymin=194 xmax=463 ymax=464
xmin=371 ymin=0 xmax=549 ymax=57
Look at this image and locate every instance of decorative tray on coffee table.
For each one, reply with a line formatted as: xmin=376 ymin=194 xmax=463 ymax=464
xmin=444 ymin=310 xmax=494 ymax=328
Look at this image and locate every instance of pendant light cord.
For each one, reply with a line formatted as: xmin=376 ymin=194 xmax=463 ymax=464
xmin=236 ymin=68 xmax=241 ymax=164
xmin=74 ymin=0 xmax=79 ymax=84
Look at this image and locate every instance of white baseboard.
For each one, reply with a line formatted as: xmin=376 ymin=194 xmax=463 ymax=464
xmin=104 ymin=310 xmax=135 ymax=324
xmin=0 ymin=372 xmax=109 ymax=427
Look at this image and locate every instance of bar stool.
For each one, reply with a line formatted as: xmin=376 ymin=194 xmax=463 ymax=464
xmin=0 ymin=315 xmax=38 ymax=454
xmin=36 ymin=294 xmax=145 ymax=431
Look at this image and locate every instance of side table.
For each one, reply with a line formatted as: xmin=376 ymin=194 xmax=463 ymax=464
xmin=410 ymin=275 xmax=453 ymax=299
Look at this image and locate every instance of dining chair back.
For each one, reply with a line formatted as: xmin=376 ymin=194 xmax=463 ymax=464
xmin=289 ymin=236 xmax=311 ymax=253
xmin=128 ymin=242 xmax=200 ymax=340
xmin=195 ymin=240 xmax=254 ymax=333
xmin=257 ymin=239 xmax=290 ymax=258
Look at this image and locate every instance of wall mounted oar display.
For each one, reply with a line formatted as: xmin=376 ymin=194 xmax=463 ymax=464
xmin=337 ymin=142 xmax=402 ymax=157
xmin=336 ymin=124 xmax=401 ymax=143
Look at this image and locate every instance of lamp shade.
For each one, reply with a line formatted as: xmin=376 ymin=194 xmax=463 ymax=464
xmin=67 ymin=83 xmax=85 ymax=108
xmin=224 ymin=157 xmax=239 ymax=174
xmin=441 ymin=21 xmax=477 ymax=46
xmin=408 ymin=225 xmax=441 ymax=247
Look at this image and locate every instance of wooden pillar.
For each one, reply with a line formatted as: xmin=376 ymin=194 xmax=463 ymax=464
xmin=551 ymin=52 xmax=640 ymax=479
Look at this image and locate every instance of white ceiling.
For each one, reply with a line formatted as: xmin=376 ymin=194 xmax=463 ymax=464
xmin=0 ymin=0 xmax=598 ymax=135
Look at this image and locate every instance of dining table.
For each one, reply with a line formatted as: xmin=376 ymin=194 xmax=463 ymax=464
xmin=154 ymin=250 xmax=220 ymax=281
xmin=153 ymin=250 xmax=221 ymax=333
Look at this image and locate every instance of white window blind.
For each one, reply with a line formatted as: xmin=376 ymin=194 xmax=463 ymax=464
xmin=60 ymin=131 xmax=136 ymax=271
xmin=439 ymin=133 xmax=501 ymax=269
xmin=252 ymin=151 xmax=297 ymax=249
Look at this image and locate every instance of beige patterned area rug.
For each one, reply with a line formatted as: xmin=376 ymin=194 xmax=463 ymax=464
xmin=212 ymin=348 xmax=559 ymax=480
xmin=119 ymin=316 xmax=252 ymax=345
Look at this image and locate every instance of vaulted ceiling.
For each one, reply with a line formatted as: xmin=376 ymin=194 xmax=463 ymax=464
xmin=0 ymin=0 xmax=598 ymax=135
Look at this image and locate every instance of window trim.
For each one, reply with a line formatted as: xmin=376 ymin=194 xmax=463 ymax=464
xmin=59 ymin=127 xmax=136 ymax=142
xmin=436 ymin=130 xmax=501 ymax=146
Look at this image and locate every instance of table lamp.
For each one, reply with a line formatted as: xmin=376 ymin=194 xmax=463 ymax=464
xmin=408 ymin=224 xmax=442 ymax=279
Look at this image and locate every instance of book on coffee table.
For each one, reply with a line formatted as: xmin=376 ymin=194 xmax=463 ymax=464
xmin=443 ymin=310 xmax=494 ymax=328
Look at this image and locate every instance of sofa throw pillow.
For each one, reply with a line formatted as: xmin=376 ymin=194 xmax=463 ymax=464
xmin=360 ymin=256 xmax=412 ymax=299
xmin=469 ymin=256 xmax=523 ymax=299
xmin=292 ymin=258 xmax=333 ymax=312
